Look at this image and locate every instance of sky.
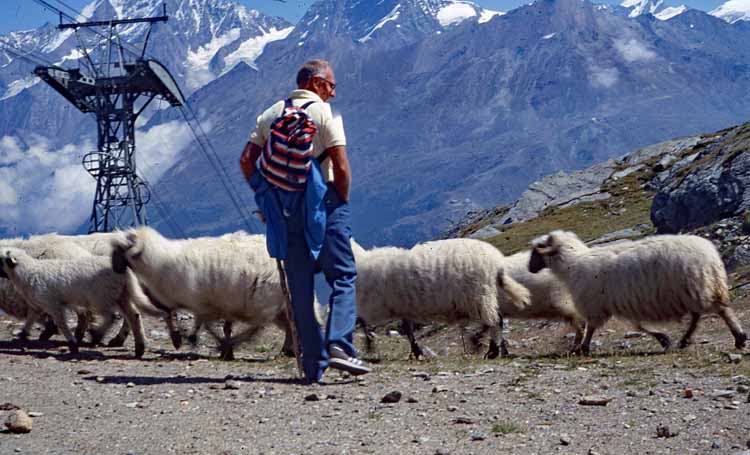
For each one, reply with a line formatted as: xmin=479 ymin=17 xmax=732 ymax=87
xmin=0 ymin=0 xmax=728 ymax=35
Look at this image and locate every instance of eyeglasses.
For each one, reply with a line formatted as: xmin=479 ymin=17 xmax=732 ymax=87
xmin=315 ymin=76 xmax=336 ymax=90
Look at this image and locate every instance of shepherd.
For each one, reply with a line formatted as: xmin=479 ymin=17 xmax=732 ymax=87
xmin=240 ymin=59 xmax=370 ymax=384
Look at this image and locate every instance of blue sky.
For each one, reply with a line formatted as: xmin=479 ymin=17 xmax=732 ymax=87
xmin=0 ymin=0 xmax=727 ymax=35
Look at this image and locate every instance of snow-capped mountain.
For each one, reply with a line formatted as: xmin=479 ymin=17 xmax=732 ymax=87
xmin=620 ymin=0 xmax=688 ymax=20
xmin=711 ymin=0 xmax=750 ymax=23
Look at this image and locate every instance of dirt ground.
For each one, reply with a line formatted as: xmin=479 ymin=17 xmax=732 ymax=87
xmin=2 ymin=301 xmax=750 ymax=455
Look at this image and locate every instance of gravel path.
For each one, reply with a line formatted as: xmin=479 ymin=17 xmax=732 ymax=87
xmin=1 ymin=310 xmax=750 ymax=455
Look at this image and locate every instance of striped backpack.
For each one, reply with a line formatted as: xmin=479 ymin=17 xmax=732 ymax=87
xmin=257 ymin=99 xmax=319 ymax=192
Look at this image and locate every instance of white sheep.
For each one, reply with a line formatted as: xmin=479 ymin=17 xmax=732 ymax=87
xmin=530 ymin=230 xmax=747 ymax=354
xmin=0 ymin=247 xmax=148 ymax=357
xmin=0 ymin=236 xmax=94 ymax=342
xmin=470 ymin=249 xmax=583 ymax=357
xmin=110 ymin=227 xmax=293 ymax=360
xmin=352 ymin=238 xmax=531 ymax=359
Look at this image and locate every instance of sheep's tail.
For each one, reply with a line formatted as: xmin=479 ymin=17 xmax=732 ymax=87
xmin=125 ymin=270 xmax=169 ymax=318
xmin=497 ymin=269 xmax=531 ymax=310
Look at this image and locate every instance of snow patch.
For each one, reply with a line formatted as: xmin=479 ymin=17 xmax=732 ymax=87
xmin=710 ymin=0 xmax=750 ymax=23
xmin=186 ymin=28 xmax=241 ymax=90
xmin=655 ymin=5 xmax=688 ymax=20
xmin=359 ymin=4 xmax=401 ymax=43
xmin=590 ymin=66 xmax=619 ymax=88
xmin=478 ymin=9 xmax=505 ymax=23
xmin=41 ymin=30 xmax=73 ymax=53
xmin=437 ymin=3 xmax=477 ymax=27
xmin=542 ymin=32 xmax=556 ymax=39
xmin=1 ymin=78 xmax=40 ymax=101
xmin=223 ymin=26 xmax=293 ymax=71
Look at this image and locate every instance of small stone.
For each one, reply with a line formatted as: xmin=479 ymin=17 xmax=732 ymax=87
xmin=711 ymin=390 xmax=735 ymax=399
xmin=626 ymin=391 xmax=637 ymax=398
xmin=26 ymin=412 xmax=43 ymax=418
xmin=727 ymin=353 xmax=743 ymax=364
xmin=470 ymin=430 xmax=487 ymax=441
xmin=683 ymin=388 xmax=694 ymax=399
xmin=124 ymin=402 xmax=139 ymax=409
xmin=725 ymin=404 xmax=739 ymax=410
xmin=381 ymin=391 xmax=402 ymax=403
xmin=95 ymin=376 xmax=105 ymax=383
xmin=656 ymin=424 xmax=678 ymax=438
xmin=712 ymin=440 xmax=722 ymax=449
xmin=412 ymin=372 xmax=430 ymax=379
xmin=304 ymin=393 xmax=320 ymax=402
xmin=560 ymin=434 xmax=572 ymax=445
xmin=224 ymin=380 xmax=241 ymax=390
xmin=737 ymin=385 xmax=749 ymax=394
xmin=578 ymin=396 xmax=612 ymax=406
xmin=435 ymin=449 xmax=451 ymax=455
xmin=447 ymin=406 xmax=458 ymax=412
xmin=452 ymin=416 xmax=476 ymax=424
xmin=5 ymin=410 xmax=32 ymax=433
xmin=0 ymin=403 xmax=20 ymax=411
xmin=432 ymin=386 xmax=448 ymax=394
xmin=683 ymin=414 xmax=697 ymax=422
xmin=126 ymin=382 xmax=135 ymax=388
xmin=76 ymin=369 xmax=92 ymax=375
xmin=624 ymin=331 xmax=643 ymax=339
xmin=406 ymin=397 xmax=419 ymax=403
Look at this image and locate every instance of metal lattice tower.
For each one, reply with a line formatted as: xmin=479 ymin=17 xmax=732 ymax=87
xmin=34 ymin=6 xmax=184 ymax=233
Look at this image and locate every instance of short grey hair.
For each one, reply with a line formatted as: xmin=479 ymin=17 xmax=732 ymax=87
xmin=297 ymin=59 xmax=331 ymax=87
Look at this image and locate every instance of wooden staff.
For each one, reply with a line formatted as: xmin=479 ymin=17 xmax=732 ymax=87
xmin=276 ymin=259 xmax=304 ymax=379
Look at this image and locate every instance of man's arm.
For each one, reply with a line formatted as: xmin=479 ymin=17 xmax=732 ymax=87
xmin=240 ymin=142 xmax=263 ymax=185
xmin=326 ymin=145 xmax=351 ymax=202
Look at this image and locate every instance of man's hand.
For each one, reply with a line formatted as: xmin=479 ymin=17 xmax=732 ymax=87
xmin=240 ymin=142 xmax=262 ymax=187
xmin=325 ymin=145 xmax=351 ymax=202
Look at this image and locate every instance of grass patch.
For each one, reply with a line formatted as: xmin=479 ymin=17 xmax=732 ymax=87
xmin=491 ymin=420 xmax=524 ymax=435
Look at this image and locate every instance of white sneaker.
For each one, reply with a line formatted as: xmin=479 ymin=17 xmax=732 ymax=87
xmin=328 ymin=345 xmax=371 ymax=376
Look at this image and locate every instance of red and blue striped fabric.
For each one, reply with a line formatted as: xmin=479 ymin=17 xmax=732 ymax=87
xmin=257 ymin=99 xmax=318 ymax=192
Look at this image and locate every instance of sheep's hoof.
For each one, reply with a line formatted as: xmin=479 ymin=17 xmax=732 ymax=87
xmin=37 ymin=329 xmax=55 ymax=342
xmin=89 ymin=331 xmax=104 ymax=346
xmin=68 ymin=344 xmax=79 ymax=355
xmin=220 ymin=348 xmax=235 ymax=361
xmin=654 ymin=334 xmax=672 ymax=351
xmin=75 ymin=330 xmax=86 ymax=344
xmin=280 ymin=347 xmax=295 ymax=358
xmin=187 ymin=334 xmax=198 ymax=346
xmin=485 ymin=341 xmax=501 ymax=360
xmin=17 ymin=330 xmax=29 ymax=342
xmin=107 ymin=336 xmax=126 ymax=348
xmin=678 ymin=338 xmax=692 ymax=349
xmin=735 ymin=332 xmax=747 ymax=350
xmin=170 ymin=332 xmax=183 ymax=351
xmin=134 ymin=344 xmax=145 ymax=359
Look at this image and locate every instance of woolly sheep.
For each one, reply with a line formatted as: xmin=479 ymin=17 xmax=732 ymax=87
xmin=0 ymin=236 xmax=94 ymax=342
xmin=111 ymin=227 xmax=294 ymax=360
xmin=469 ymin=250 xmax=583 ymax=357
xmin=0 ymin=247 xmax=148 ymax=357
xmin=352 ymin=238 xmax=531 ymax=359
xmin=530 ymin=230 xmax=747 ymax=354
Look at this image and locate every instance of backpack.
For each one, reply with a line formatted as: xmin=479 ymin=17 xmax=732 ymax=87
xmin=257 ymin=99 xmax=321 ymax=192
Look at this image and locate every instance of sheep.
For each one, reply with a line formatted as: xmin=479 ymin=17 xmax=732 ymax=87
xmin=0 ymin=236 xmax=94 ymax=342
xmin=351 ymin=238 xmax=531 ymax=359
xmin=0 ymin=247 xmax=148 ymax=357
xmin=529 ymin=230 xmax=747 ymax=355
xmin=468 ymin=250 xmax=584 ymax=357
xmin=111 ymin=227 xmax=295 ymax=360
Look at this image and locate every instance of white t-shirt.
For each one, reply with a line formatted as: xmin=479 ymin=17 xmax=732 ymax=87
xmin=249 ymin=89 xmax=346 ymax=182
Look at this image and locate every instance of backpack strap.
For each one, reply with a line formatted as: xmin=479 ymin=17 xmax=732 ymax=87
xmin=301 ymin=100 xmax=316 ymax=110
xmin=316 ymin=149 xmax=329 ymax=164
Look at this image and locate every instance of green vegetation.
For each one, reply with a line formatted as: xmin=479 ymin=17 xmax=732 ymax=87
xmin=491 ymin=420 xmax=524 ymax=435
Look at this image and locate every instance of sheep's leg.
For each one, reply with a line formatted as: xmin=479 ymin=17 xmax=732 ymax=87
xmin=678 ymin=313 xmax=701 ymax=349
xmin=74 ymin=310 xmax=91 ymax=344
xmin=569 ymin=319 xmax=585 ymax=347
xmin=187 ymin=317 xmax=203 ymax=346
xmin=402 ymin=319 xmax=424 ymax=360
xmin=37 ymin=317 xmax=58 ymax=342
xmin=635 ymin=324 xmax=672 ymax=351
xmin=17 ymin=317 xmax=34 ymax=341
xmin=89 ymin=311 xmax=115 ymax=346
xmin=358 ymin=318 xmax=376 ymax=353
xmin=115 ymin=295 xmax=146 ymax=359
xmin=107 ymin=319 xmax=130 ymax=348
xmin=220 ymin=321 xmax=235 ymax=361
xmin=486 ymin=317 xmax=509 ymax=360
xmin=277 ymin=313 xmax=295 ymax=357
xmin=48 ymin=306 xmax=78 ymax=355
xmin=717 ymin=307 xmax=747 ymax=349
xmin=573 ymin=323 xmax=599 ymax=356
xmin=161 ymin=311 xmax=182 ymax=350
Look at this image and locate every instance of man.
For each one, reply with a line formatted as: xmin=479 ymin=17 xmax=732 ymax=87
xmin=240 ymin=59 xmax=370 ymax=384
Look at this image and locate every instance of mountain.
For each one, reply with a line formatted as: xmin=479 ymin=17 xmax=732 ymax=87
xmin=619 ymin=0 xmax=688 ymax=20
xmin=711 ymin=0 xmax=750 ymax=23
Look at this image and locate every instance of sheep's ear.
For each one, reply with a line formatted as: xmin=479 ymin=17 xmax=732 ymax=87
xmin=528 ymin=248 xmax=548 ymax=273
xmin=5 ymin=255 xmax=17 ymax=269
xmin=111 ymin=246 xmax=129 ymax=274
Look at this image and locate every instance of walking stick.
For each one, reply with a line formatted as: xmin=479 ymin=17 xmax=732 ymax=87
xmin=275 ymin=259 xmax=304 ymax=379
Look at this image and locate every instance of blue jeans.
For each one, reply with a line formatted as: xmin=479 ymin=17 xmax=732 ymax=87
xmin=284 ymin=184 xmax=358 ymax=382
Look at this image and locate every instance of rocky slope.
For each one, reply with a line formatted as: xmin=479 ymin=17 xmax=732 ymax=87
xmin=446 ymin=121 xmax=750 ymax=270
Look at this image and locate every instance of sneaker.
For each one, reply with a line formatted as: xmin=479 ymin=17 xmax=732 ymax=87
xmin=328 ymin=345 xmax=371 ymax=376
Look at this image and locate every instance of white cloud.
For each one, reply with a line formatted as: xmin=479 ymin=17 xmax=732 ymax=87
xmin=615 ymin=38 xmax=657 ymax=62
xmin=590 ymin=66 xmax=619 ymax=88
xmin=0 ymin=119 xmax=202 ymax=236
